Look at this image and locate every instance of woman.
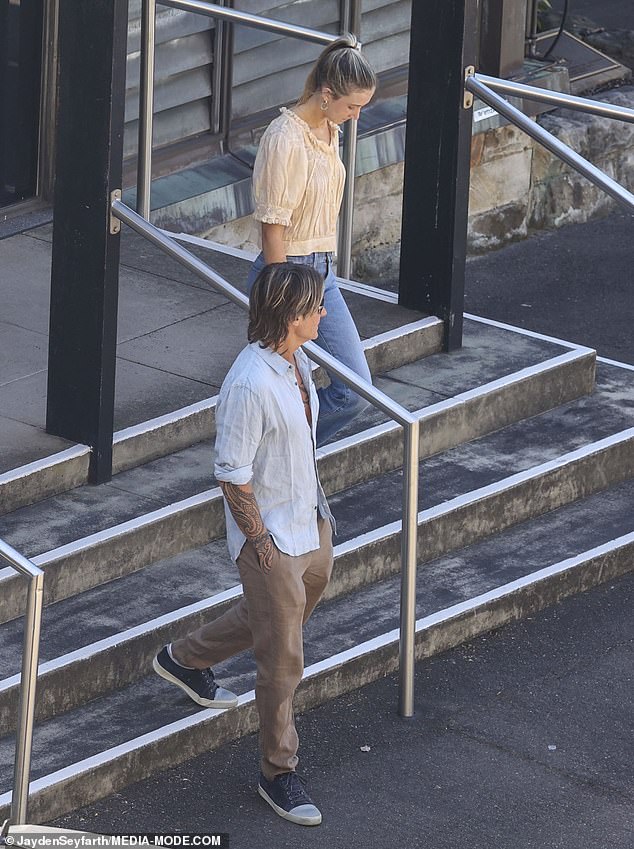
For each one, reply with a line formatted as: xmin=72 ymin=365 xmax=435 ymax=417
xmin=247 ymin=34 xmax=377 ymax=446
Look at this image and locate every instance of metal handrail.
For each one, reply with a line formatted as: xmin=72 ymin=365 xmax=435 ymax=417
xmin=465 ymin=74 xmax=634 ymax=214
xmin=111 ymin=198 xmax=420 ymax=716
xmin=136 ymin=0 xmax=361 ymax=277
xmin=0 ymin=540 xmax=44 ymax=826
xmin=473 ymin=73 xmax=634 ymax=125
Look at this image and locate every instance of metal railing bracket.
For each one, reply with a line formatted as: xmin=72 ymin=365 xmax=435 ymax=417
xmin=464 ymin=65 xmax=475 ymax=109
xmin=110 ymin=190 xmax=122 ymax=235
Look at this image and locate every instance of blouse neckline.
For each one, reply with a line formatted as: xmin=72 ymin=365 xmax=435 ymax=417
xmin=280 ymin=107 xmax=339 ymax=150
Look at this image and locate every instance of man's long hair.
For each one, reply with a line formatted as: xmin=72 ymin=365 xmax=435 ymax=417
xmin=248 ymin=263 xmax=324 ymax=351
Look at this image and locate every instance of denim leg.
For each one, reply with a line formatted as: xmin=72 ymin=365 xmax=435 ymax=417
xmin=246 ymin=252 xmax=267 ymax=293
xmin=315 ymin=264 xmax=371 ymax=445
xmin=246 ymin=253 xmax=371 ymax=445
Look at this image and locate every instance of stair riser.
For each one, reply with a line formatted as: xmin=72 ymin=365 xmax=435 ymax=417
xmin=0 ymin=321 xmax=443 ymax=515
xmin=113 ymin=406 xmax=216 ymax=476
xmin=320 ymin=351 xmax=595 ymax=492
xmin=0 ymin=450 xmax=90 ymax=519
xmin=0 ymin=499 xmax=226 ymax=624
xmin=0 ymin=350 xmax=594 ymax=624
xmin=1 ymin=432 xmax=630 ymax=732
xmin=6 ymin=536 xmax=631 ymax=824
xmin=417 ymin=436 xmax=634 ymax=566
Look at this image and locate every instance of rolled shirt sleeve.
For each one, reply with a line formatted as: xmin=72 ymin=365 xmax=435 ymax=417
xmin=214 ymin=382 xmax=263 ymax=486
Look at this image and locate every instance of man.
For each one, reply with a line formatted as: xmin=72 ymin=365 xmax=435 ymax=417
xmin=154 ymin=263 xmax=335 ymax=827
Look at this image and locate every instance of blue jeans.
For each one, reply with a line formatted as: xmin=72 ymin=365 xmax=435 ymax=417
xmin=246 ymin=252 xmax=371 ymax=446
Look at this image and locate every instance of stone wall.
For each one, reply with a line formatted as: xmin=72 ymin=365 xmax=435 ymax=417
xmin=468 ymin=86 xmax=634 ymax=253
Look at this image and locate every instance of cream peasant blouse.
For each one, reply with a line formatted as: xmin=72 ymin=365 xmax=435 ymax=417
xmin=252 ymin=107 xmax=345 ymax=256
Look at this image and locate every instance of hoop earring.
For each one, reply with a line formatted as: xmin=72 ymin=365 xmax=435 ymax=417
xmin=320 ymin=99 xmax=329 ymax=111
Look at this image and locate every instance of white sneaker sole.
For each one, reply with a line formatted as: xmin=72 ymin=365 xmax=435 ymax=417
xmin=152 ymin=656 xmax=239 ymax=709
xmin=258 ymin=783 xmax=322 ymax=826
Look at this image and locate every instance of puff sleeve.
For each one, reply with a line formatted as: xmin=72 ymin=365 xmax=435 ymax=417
xmin=252 ymin=126 xmax=309 ymax=226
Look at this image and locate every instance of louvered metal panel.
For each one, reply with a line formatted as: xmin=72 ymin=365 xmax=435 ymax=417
xmin=232 ymin=0 xmax=410 ymax=118
xmin=124 ymin=0 xmax=411 ymax=160
xmin=124 ymin=3 xmax=216 ymax=159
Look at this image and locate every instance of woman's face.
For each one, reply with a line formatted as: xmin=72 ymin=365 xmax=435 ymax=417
xmin=323 ymin=87 xmax=375 ymax=124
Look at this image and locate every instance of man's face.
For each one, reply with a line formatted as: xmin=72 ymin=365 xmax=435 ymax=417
xmin=292 ymin=297 xmax=327 ymax=344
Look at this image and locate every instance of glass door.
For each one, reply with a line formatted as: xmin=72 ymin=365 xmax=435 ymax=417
xmin=0 ymin=0 xmax=43 ymax=208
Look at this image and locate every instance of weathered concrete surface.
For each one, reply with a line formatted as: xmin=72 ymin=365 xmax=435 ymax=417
xmin=1 ymin=416 xmax=631 ymax=732
xmin=46 ymin=571 xmax=634 ymax=849
xmin=2 ymin=523 xmax=631 ymax=824
xmin=0 ymin=340 xmax=595 ymax=622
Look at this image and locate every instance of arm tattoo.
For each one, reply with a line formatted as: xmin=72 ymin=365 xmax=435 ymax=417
xmin=220 ymin=482 xmax=275 ymax=570
xmin=220 ymin=483 xmax=266 ymax=541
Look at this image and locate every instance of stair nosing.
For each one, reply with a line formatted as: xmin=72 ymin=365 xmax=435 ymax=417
xmin=2 ymin=529 xmax=631 ymax=818
xmin=2 ymin=426 xmax=631 ymax=701
xmin=0 ymin=346 xmax=598 ymax=585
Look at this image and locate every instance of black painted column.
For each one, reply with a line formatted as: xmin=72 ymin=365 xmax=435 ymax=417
xmin=398 ymin=0 xmax=478 ymax=350
xmin=47 ymin=0 xmax=128 ymax=482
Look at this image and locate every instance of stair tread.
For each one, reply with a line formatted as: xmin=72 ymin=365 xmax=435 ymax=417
xmin=0 ymin=319 xmax=591 ymax=557
xmin=0 ymin=478 xmax=632 ymax=792
xmin=0 ymin=361 xmax=631 ymax=677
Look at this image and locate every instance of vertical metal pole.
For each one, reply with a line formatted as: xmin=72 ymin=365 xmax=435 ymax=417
xmin=10 ymin=574 xmax=44 ymax=825
xmin=338 ymin=119 xmax=357 ymax=280
xmin=211 ymin=1 xmax=225 ymax=135
xmin=398 ymin=419 xmax=420 ymax=717
xmin=336 ymin=0 xmax=361 ymax=280
xmin=137 ymin=0 xmax=156 ymax=218
xmin=526 ymin=0 xmax=539 ymax=58
xmin=399 ymin=0 xmax=477 ymax=351
xmin=219 ymin=2 xmax=234 ymax=153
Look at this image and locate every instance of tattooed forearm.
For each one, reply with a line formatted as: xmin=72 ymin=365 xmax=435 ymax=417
xmin=220 ymin=482 xmax=275 ymax=571
xmin=220 ymin=482 xmax=266 ymax=540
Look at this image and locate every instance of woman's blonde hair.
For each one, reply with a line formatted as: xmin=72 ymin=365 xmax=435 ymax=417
xmin=298 ymin=34 xmax=377 ymax=104
xmin=248 ymin=263 xmax=324 ymax=351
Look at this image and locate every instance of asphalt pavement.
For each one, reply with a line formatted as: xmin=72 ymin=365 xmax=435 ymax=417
xmin=558 ymin=0 xmax=633 ymax=32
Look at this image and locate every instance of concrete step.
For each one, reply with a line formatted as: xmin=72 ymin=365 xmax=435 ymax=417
xmin=0 ymin=362 xmax=632 ymax=728
xmin=0 ymin=481 xmax=632 ymax=822
xmin=0 ymin=324 xmax=596 ymax=622
xmin=0 ymin=316 xmax=443 ymax=516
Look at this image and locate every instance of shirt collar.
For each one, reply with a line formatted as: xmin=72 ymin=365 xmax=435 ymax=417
xmin=251 ymin=342 xmax=295 ymax=376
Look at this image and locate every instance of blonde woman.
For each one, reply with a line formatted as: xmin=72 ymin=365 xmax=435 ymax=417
xmin=247 ymin=35 xmax=377 ymax=445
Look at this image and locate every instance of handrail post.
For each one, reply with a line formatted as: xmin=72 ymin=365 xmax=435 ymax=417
xmin=211 ymin=0 xmax=225 ymax=135
xmin=398 ymin=419 xmax=419 ymax=717
xmin=525 ymin=0 xmax=539 ymax=58
xmin=11 ymin=574 xmax=44 ymax=824
xmin=219 ymin=1 xmax=234 ymax=154
xmin=336 ymin=0 xmax=361 ymax=280
xmin=137 ymin=0 xmax=156 ymax=218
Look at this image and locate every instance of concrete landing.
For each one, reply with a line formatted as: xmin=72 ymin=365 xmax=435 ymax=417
xmin=0 ymin=225 xmax=423 ymax=473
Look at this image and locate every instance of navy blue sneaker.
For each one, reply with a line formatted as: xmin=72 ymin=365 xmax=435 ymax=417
xmin=153 ymin=646 xmax=238 ymax=709
xmin=258 ymin=771 xmax=322 ymax=826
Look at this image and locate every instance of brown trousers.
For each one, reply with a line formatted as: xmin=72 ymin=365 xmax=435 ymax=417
xmin=171 ymin=518 xmax=333 ymax=779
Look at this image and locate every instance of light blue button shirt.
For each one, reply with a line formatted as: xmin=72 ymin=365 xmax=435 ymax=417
xmin=214 ymin=342 xmax=334 ymax=561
